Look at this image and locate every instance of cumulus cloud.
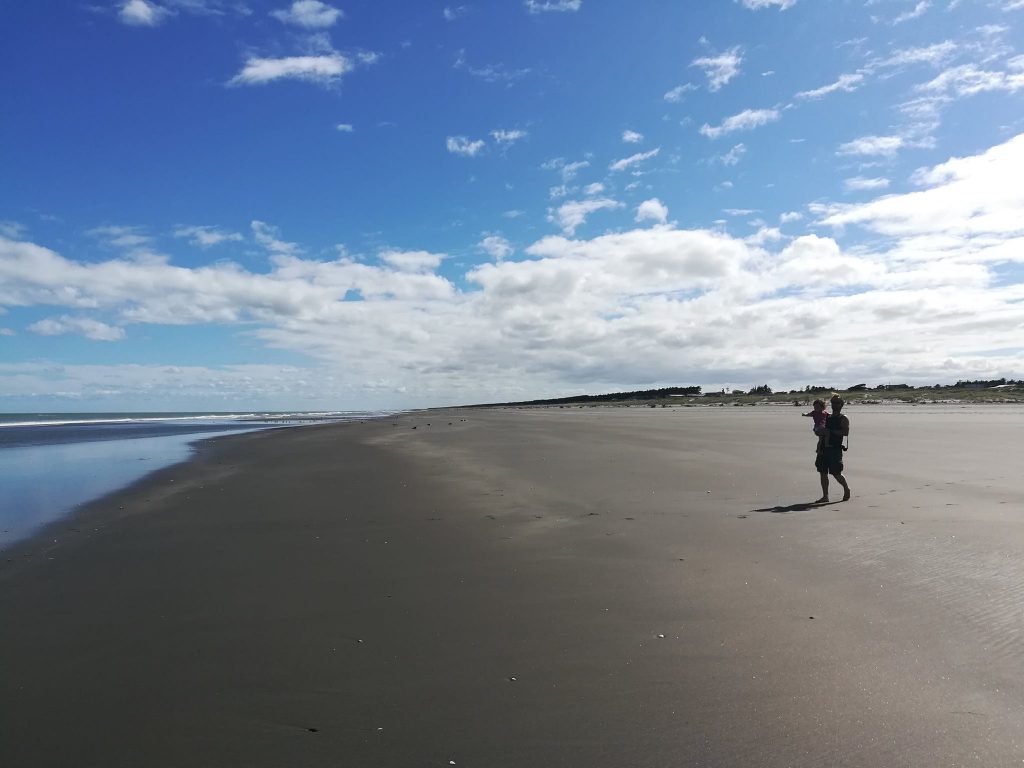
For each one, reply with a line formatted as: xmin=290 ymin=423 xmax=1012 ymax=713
xmin=271 ymin=0 xmax=342 ymax=28
xmin=622 ymin=130 xmax=643 ymax=143
xmin=738 ymin=0 xmax=797 ymax=8
xmin=5 ymin=137 xmax=1024 ymax=404
xmin=379 ymin=249 xmax=445 ymax=273
xmin=29 ymin=316 xmax=126 ymax=342
xmin=609 ymin=148 xmax=660 ymax=172
xmin=699 ymin=108 xmax=780 ymax=139
xmin=692 ymin=47 xmax=743 ymax=91
xmin=819 ymin=132 xmax=1024 ymax=240
xmin=446 ymin=136 xmax=486 ymax=157
xmin=524 ymin=0 xmax=581 ymax=12
xmin=491 ymin=129 xmax=528 ymax=146
xmin=88 ymin=225 xmax=151 ymax=249
xmin=4 ymin=131 xmax=1024 ymax=407
xmin=635 ymin=198 xmax=669 ymax=224
xmin=583 ymin=182 xmax=605 ymax=195
xmin=229 ymin=54 xmax=351 ymax=86
xmin=837 ymin=135 xmax=904 ymax=157
xmin=336 ymin=123 xmax=354 ymax=132
xmin=550 ymin=198 xmax=623 ymax=235
xmin=174 ymin=225 xmax=244 ymax=248
xmin=252 ymin=221 xmax=299 ymax=256
xmin=479 ymin=235 xmax=513 ymax=261
xmin=844 ymin=177 xmax=891 ymax=192
xmin=119 ymin=0 xmax=171 ymax=26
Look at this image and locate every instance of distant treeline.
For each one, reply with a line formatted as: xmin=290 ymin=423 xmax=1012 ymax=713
xmin=472 ymin=378 xmax=1023 ymax=407
xmin=870 ymin=379 xmax=1021 ymax=390
xmin=476 ymin=386 xmax=702 ymax=406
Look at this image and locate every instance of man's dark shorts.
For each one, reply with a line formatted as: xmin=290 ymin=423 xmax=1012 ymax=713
xmin=815 ymin=446 xmax=844 ymax=475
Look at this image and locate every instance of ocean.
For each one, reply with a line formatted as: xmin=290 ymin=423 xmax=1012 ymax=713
xmin=0 ymin=411 xmax=390 ymax=548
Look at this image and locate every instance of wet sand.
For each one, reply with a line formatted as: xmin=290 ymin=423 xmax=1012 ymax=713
xmin=2 ymin=405 xmax=1022 ymax=767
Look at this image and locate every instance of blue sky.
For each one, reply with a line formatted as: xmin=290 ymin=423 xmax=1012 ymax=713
xmin=2 ymin=0 xmax=1023 ymax=410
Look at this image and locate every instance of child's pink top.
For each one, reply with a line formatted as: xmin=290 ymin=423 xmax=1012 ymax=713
xmin=810 ymin=410 xmax=829 ymax=428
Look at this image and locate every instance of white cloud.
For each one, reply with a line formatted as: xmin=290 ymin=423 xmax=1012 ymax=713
xmin=609 ymin=148 xmax=660 ymax=172
xmin=691 ymin=47 xmax=743 ymax=91
xmin=0 ymin=328 xmax=16 ymax=336
xmin=664 ymin=83 xmax=698 ymax=102
xmin=446 ymin=136 xmax=486 ymax=157
xmin=917 ymin=63 xmax=1024 ymax=97
xmin=543 ymin=157 xmax=590 ymax=181
xmin=379 ymin=249 xmax=444 ymax=273
xmin=336 ymin=123 xmax=354 ymax=132
xmin=271 ymin=1 xmax=343 ymax=28
xmin=583 ymin=182 xmax=605 ymax=195
xmin=88 ymin=225 xmax=150 ymax=249
xmin=870 ymin=41 xmax=958 ymax=71
xmin=779 ymin=211 xmax=803 ymax=224
xmin=844 ymin=177 xmax=891 ymax=192
xmin=119 ymin=0 xmax=171 ymax=26
xmin=5 ymin=135 xmax=1024 ymax=409
xmin=491 ymin=129 xmax=528 ymax=146
xmin=746 ymin=226 xmax=783 ymax=246
xmin=819 ymin=132 xmax=1024 ymax=240
xmin=699 ymin=108 xmax=780 ymax=139
xmin=229 ymin=55 xmax=351 ymax=86
xmin=636 ymin=198 xmax=669 ymax=224
xmin=622 ymin=130 xmax=643 ymax=143
xmin=29 ymin=316 xmax=126 ymax=342
xmin=796 ymin=73 xmax=864 ymax=99
xmin=893 ymin=1 xmax=930 ymax=24
xmin=479 ymin=235 xmax=513 ymax=261
xmin=443 ymin=5 xmax=469 ymax=20
xmin=551 ymin=198 xmax=623 ymax=235
xmin=738 ymin=0 xmax=797 ymax=8
xmin=0 ymin=221 xmax=25 ymax=239
xmin=251 ymin=220 xmax=299 ymax=256
xmin=525 ymin=0 xmax=581 ymax=12
xmin=454 ymin=50 xmax=532 ymax=84
xmin=719 ymin=143 xmax=747 ymax=166
xmin=837 ymin=135 xmax=904 ymax=157
xmin=174 ymin=225 xmax=244 ymax=248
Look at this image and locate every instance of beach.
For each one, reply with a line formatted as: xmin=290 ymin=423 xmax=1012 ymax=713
xmin=2 ymin=405 xmax=1022 ymax=766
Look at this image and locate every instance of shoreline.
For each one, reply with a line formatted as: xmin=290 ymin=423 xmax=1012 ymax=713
xmin=0 ymin=415 xmax=395 ymax=552
xmin=2 ymin=407 xmax=1023 ymax=766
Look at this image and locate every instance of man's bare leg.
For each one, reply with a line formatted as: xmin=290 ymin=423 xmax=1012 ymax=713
xmin=816 ymin=471 xmax=829 ymax=503
xmin=833 ymin=471 xmax=851 ymax=501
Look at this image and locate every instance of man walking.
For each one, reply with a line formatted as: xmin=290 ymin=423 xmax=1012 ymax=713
xmin=815 ymin=393 xmax=851 ymax=503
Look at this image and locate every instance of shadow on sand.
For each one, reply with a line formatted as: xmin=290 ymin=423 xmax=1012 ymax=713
xmin=752 ymin=500 xmax=839 ymax=514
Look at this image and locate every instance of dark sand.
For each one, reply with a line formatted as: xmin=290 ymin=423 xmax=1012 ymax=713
xmin=2 ymin=405 xmax=1022 ymax=766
